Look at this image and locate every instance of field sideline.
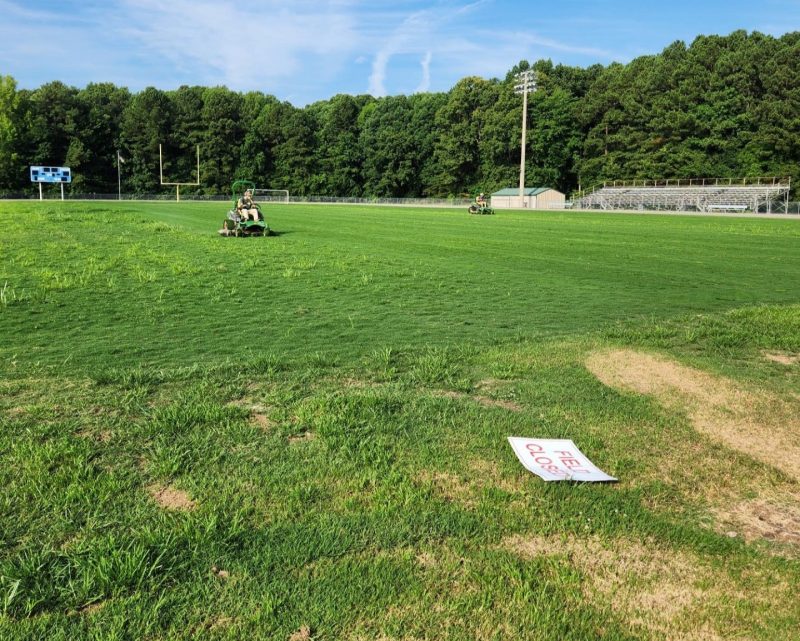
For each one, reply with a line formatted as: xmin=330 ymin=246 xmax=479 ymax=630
xmin=1 ymin=202 xmax=799 ymax=640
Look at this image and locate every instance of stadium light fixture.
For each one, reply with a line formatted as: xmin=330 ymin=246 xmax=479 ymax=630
xmin=514 ymin=70 xmax=538 ymax=206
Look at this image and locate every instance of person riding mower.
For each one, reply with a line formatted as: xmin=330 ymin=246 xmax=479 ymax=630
xmin=219 ymin=180 xmax=273 ymax=237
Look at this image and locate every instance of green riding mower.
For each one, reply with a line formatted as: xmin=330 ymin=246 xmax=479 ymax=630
xmin=219 ymin=180 xmax=273 ymax=237
xmin=468 ymin=202 xmax=494 ymax=215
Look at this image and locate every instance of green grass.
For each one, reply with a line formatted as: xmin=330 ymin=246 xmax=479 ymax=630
xmin=1 ymin=202 xmax=799 ymax=371
xmin=1 ymin=202 xmax=799 ymax=640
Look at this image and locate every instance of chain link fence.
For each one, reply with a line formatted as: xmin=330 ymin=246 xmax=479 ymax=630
xmin=1 ymin=192 xmax=798 ymax=214
xmin=0 ymin=192 xmax=473 ymax=208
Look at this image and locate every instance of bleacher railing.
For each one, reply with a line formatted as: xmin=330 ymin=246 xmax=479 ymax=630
xmin=573 ymin=176 xmax=792 ymax=202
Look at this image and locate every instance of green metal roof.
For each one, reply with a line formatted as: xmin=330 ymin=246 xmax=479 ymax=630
xmin=491 ymin=187 xmax=552 ymax=196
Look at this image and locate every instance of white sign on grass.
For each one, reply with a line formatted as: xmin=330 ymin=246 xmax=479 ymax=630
xmin=508 ymin=437 xmax=617 ymax=482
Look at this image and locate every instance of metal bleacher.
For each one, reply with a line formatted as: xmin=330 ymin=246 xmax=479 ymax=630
xmin=574 ymin=177 xmax=792 ymax=213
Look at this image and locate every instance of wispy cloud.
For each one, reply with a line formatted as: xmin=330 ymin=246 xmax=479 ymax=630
xmin=115 ymin=0 xmax=358 ymax=88
xmin=2 ymin=0 xmax=794 ymax=104
xmin=368 ymin=6 xmax=438 ymax=96
xmin=366 ymin=0 xmax=497 ymax=96
xmin=415 ymin=51 xmax=433 ymax=93
xmin=0 ymin=0 xmax=630 ymax=100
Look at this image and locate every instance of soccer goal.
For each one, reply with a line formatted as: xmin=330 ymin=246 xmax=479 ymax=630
xmin=254 ymin=189 xmax=290 ymax=203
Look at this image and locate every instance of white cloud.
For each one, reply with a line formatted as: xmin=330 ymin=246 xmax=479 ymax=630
xmin=415 ymin=51 xmax=433 ymax=93
xmin=0 ymin=0 xmax=632 ymax=102
xmin=115 ymin=0 xmax=358 ymax=89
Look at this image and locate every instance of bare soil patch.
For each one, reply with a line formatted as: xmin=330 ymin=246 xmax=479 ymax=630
xmin=70 ymin=600 xmax=108 ymax=616
xmin=716 ymin=496 xmax=800 ymax=546
xmin=211 ymin=565 xmax=231 ymax=580
xmin=342 ymin=377 xmax=384 ymax=389
xmin=763 ymin=351 xmax=800 ymax=366
xmin=250 ymin=413 xmax=274 ymax=429
xmin=289 ymin=625 xmax=313 ymax=641
xmin=148 ymin=484 xmax=197 ymax=511
xmin=585 ymin=349 xmax=800 ymax=483
xmin=209 ymin=616 xmax=235 ymax=630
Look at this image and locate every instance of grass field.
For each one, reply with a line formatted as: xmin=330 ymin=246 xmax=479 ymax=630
xmin=1 ymin=201 xmax=799 ymax=640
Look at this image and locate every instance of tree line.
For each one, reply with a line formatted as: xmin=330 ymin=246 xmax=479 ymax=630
xmin=0 ymin=30 xmax=797 ymax=198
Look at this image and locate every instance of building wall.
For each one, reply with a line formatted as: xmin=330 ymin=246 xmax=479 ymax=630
xmin=535 ymin=190 xmax=566 ymax=209
xmin=492 ymin=190 xmax=565 ymax=209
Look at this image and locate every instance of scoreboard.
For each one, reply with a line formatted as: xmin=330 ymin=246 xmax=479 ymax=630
xmin=30 ymin=166 xmax=72 ymax=183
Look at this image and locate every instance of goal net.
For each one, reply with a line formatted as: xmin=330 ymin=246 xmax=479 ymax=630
xmin=253 ymin=189 xmax=290 ymax=203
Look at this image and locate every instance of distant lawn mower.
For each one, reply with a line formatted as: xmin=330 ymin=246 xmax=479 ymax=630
xmin=468 ymin=202 xmax=494 ymax=215
xmin=219 ymin=180 xmax=273 ymax=237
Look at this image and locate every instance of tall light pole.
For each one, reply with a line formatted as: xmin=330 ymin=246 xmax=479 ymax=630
xmin=116 ymin=150 xmax=124 ymax=200
xmin=514 ymin=70 xmax=538 ymax=207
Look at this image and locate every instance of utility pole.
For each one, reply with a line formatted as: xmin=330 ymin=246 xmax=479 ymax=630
xmin=117 ymin=151 xmax=123 ymax=200
xmin=514 ymin=70 xmax=538 ymax=207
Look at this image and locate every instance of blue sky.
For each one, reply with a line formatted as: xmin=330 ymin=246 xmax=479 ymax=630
xmin=1 ymin=0 xmax=799 ymax=105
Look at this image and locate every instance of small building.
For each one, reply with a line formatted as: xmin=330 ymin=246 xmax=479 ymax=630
xmin=491 ymin=187 xmax=565 ymax=209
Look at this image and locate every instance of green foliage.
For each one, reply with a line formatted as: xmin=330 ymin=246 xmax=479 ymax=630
xmin=1 ymin=31 xmax=799 ymax=196
xmin=0 ymin=75 xmax=21 ymax=188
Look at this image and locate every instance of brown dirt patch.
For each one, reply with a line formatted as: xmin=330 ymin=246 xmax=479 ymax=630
xmin=211 ymin=565 xmax=231 ymax=580
xmin=289 ymin=625 xmax=313 ymax=641
xmin=148 ymin=484 xmax=196 ymax=511
xmin=342 ymin=378 xmax=383 ymax=389
xmin=585 ymin=349 xmax=800 ymax=483
xmin=415 ymin=459 xmax=524 ymax=509
xmin=70 ymin=600 xmax=108 ymax=616
xmin=715 ymin=495 xmax=800 ymax=546
xmin=251 ymin=413 xmax=274 ymax=429
xmin=763 ymin=351 xmax=800 ymax=366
